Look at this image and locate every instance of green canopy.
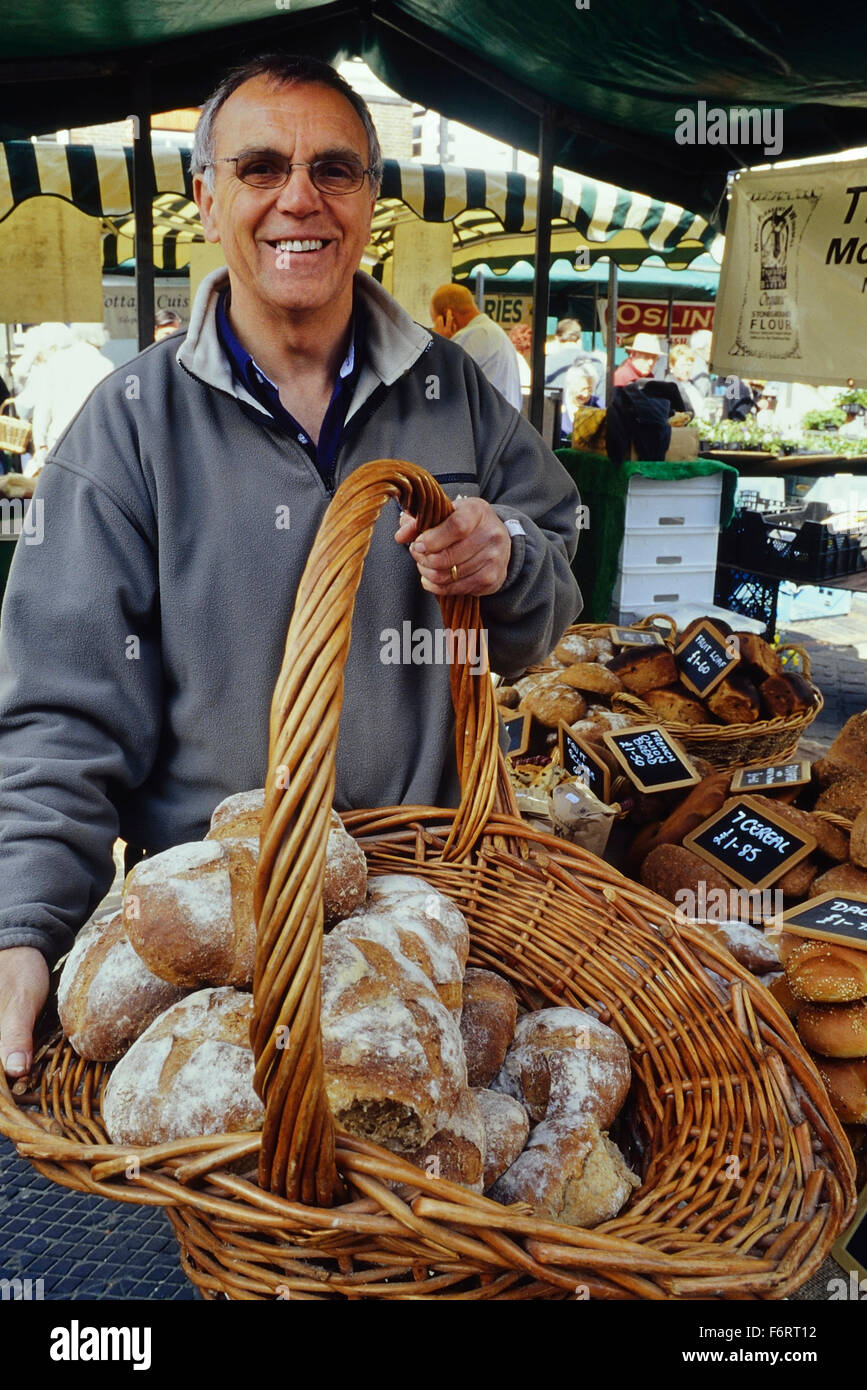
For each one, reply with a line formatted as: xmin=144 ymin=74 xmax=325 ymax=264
xmin=2 ymin=1 xmax=867 ymax=222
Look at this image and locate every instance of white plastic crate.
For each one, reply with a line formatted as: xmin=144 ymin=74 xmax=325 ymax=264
xmin=623 ymin=473 xmax=724 ymax=531
xmin=612 ymin=562 xmax=717 ymax=622
xmin=619 ymin=524 xmax=720 ymax=570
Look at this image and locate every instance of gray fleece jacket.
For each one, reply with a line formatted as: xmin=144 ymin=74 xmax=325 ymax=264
xmin=0 ymin=268 xmax=581 ymax=967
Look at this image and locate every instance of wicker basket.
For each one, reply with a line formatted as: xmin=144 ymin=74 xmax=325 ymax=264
xmin=0 ymin=461 xmax=856 ymax=1301
xmin=0 ymin=399 xmax=31 ymax=455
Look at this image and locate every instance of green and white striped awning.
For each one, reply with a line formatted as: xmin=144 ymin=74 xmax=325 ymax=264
xmin=0 ymin=141 xmax=717 ymax=274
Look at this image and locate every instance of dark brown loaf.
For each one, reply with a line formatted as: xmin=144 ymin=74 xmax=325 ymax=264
xmin=850 ymin=809 xmax=867 ymax=868
xmin=680 ymin=617 xmax=732 ymax=643
xmin=101 ymin=987 xmax=265 ymax=1145
xmin=459 ymin=967 xmax=518 ymax=1086
xmin=745 ymin=795 xmax=848 ymax=863
xmin=640 ymin=843 xmax=735 ymax=908
xmin=809 ymin=863 xmax=867 ymax=899
xmin=759 ymin=672 xmax=817 ymax=719
xmin=643 ymin=684 xmax=711 ymax=726
xmin=815 ymin=775 xmax=867 ymax=820
xmin=776 ymin=856 xmax=819 ymax=900
xmin=58 ymin=910 xmax=189 ymax=1061
xmin=608 ymin=646 xmax=678 ymax=694
xmin=733 ymin=631 xmax=780 ymax=681
xmin=705 ymin=668 xmax=762 ymax=725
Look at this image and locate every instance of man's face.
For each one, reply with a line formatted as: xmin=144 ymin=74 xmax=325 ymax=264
xmin=194 ymin=76 xmax=377 ymax=324
xmin=630 ymin=351 xmax=657 ymax=377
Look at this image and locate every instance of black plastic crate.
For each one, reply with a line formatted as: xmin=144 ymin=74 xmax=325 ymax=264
xmin=719 ymin=508 xmax=867 ymax=581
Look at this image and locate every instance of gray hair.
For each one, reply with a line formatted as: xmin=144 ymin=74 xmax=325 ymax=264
xmin=190 ymin=54 xmax=384 ymax=195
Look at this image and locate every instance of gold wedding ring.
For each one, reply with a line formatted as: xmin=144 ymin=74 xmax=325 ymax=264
xmin=451 ymin=563 xmax=459 ymax=582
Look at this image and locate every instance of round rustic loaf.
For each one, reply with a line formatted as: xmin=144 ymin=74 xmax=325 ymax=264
xmin=488 ymin=1116 xmax=639 ymax=1227
xmin=460 ymin=967 xmax=518 ymax=1086
xmin=102 ymin=987 xmax=265 ymax=1146
xmin=608 ymin=646 xmax=677 ymax=694
xmin=492 ymin=1007 xmax=631 ymax=1129
xmin=58 ymin=910 xmax=189 ymax=1061
xmin=554 ymin=632 xmax=593 ymax=664
xmin=782 ymin=938 xmax=867 ymax=1004
xmin=816 ymin=1057 xmax=867 ymax=1124
xmin=521 ymin=683 xmax=587 ymax=728
xmin=474 ymin=1088 xmax=530 ymax=1191
xmin=560 ymin=662 xmax=622 ymax=697
xmin=797 ymin=998 xmax=867 ymax=1059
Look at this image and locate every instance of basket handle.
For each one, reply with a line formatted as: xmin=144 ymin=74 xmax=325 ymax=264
xmin=777 ymin=642 xmax=812 ymax=681
xmin=251 ymin=459 xmax=516 ymax=1202
xmin=631 ymin=612 xmax=678 ymax=645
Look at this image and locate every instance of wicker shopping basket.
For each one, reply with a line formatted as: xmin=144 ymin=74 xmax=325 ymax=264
xmin=0 ymin=399 xmax=31 ymax=455
xmin=0 ymin=461 xmax=856 ymax=1300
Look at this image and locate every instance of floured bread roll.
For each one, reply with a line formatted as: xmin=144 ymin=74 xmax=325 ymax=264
xmin=320 ymin=930 xmax=466 ymax=1152
xmin=460 ymin=968 xmax=518 ymax=1085
xmin=124 ymin=841 xmax=255 ymax=989
xmin=489 ymin=1116 xmax=639 ymax=1227
xmin=102 ymin=987 xmax=264 ymax=1145
xmin=404 ymin=1088 xmax=486 ymax=1191
xmin=58 ymin=910 xmax=189 ymax=1061
xmin=493 ymin=1007 xmax=630 ymax=1128
xmin=207 ymin=790 xmax=367 ymax=926
xmin=474 ymin=1088 xmax=530 ymax=1190
xmin=332 ymin=874 xmax=469 ymax=1014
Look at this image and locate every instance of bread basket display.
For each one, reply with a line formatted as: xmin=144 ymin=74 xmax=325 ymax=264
xmin=0 ymin=461 xmax=856 ymax=1301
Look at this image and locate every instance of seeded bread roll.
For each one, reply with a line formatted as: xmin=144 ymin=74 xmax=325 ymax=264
xmin=640 ymin=843 xmax=735 ymax=908
xmin=559 ymin=662 xmax=623 ymax=697
xmin=732 ymin=631 xmax=780 ymax=681
xmin=474 ymin=1088 xmax=530 ymax=1190
xmin=554 ymin=632 xmax=593 ymax=665
xmin=642 ymin=684 xmax=711 ymax=726
xmin=797 ymin=999 xmax=867 ymax=1059
xmin=760 ymin=672 xmax=818 ymax=719
xmin=809 ymin=863 xmax=867 ymax=899
xmin=816 ymin=1058 xmax=867 ymax=1124
xmin=608 ymin=646 xmax=678 ymax=694
xmin=521 ymin=683 xmax=587 ymax=728
xmin=705 ymin=668 xmax=762 ymax=725
xmin=58 ymin=910 xmax=189 ymax=1061
xmin=767 ymin=972 xmax=801 ymax=1020
xmin=781 ymin=938 xmax=867 ymax=1004
xmin=332 ymin=874 xmax=469 ymax=1015
xmin=320 ymin=930 xmax=466 ymax=1152
xmin=102 ymin=987 xmax=265 ymax=1146
xmin=492 ymin=1007 xmax=631 ymax=1130
xmin=459 ymin=967 xmax=519 ymax=1086
xmin=815 ymin=775 xmax=867 ymax=820
xmin=124 ymin=840 xmax=255 ymax=989
xmin=489 ymin=1117 xmax=639 ymax=1228
xmin=404 ymin=1088 xmax=486 ymax=1192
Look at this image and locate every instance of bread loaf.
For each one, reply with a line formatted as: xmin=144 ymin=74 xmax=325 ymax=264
xmin=554 ymin=633 xmax=593 ymax=664
xmin=492 ymin=1007 xmax=630 ymax=1129
xmin=488 ymin=1117 xmax=639 ymax=1228
xmin=58 ymin=910 xmax=189 ymax=1061
xmin=404 ymin=1088 xmax=486 ymax=1192
xmin=706 ymin=668 xmax=761 ymax=725
xmin=625 ymin=771 xmax=733 ymax=874
xmin=474 ymin=1088 xmax=530 ymax=1190
xmin=776 ymin=856 xmax=819 ymax=900
xmin=766 ymin=972 xmax=801 ymax=1020
xmin=320 ymin=930 xmax=465 ymax=1152
xmin=642 ymin=685 xmax=710 ymax=726
xmin=521 ymin=683 xmax=587 ymax=728
xmin=559 ymin=662 xmax=622 ymax=697
xmin=641 ymin=843 xmax=735 ymax=909
xmin=825 ymin=713 xmax=867 ymax=777
xmin=798 ymin=998 xmax=867 ymax=1059
xmin=460 ymin=968 xmax=518 ymax=1086
xmin=206 ymin=788 xmax=264 ymax=847
xmin=124 ymin=841 xmax=255 ymax=989
xmin=608 ymin=646 xmax=678 ymax=695
xmin=745 ymin=795 xmax=848 ymax=863
xmin=102 ymin=987 xmax=264 ymax=1145
xmin=850 ymin=809 xmax=867 ymax=869
xmin=733 ymin=631 xmax=780 ymax=681
xmin=809 ymin=863 xmax=867 ymax=899
xmin=495 ymin=685 xmax=520 ymax=709
xmin=782 ymin=938 xmax=867 ymax=1004
xmin=816 ymin=1057 xmax=867 ymax=1124
xmin=815 ymin=775 xmax=867 ymax=820
xmin=688 ymin=920 xmax=780 ymax=973
xmin=680 ymin=616 xmax=732 ymax=643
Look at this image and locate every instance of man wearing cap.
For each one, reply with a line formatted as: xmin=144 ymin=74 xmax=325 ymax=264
xmin=612 ymin=332 xmax=662 ymax=388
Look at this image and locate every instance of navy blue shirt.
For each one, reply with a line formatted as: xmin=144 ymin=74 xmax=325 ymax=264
xmin=215 ymin=287 xmax=362 ymax=486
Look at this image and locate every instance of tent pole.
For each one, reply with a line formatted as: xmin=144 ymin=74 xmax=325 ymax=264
xmin=530 ymin=108 xmax=555 ymax=433
xmin=474 ymin=267 xmax=485 ymax=311
xmin=605 ymin=259 xmax=618 ymax=403
xmin=133 ymin=67 xmax=155 ymax=351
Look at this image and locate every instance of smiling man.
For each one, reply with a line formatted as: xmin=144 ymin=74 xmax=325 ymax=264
xmin=0 ymin=54 xmax=581 ymax=1079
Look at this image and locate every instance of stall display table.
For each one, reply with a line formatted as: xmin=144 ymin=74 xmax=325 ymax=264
xmin=555 ymin=450 xmax=738 ymax=622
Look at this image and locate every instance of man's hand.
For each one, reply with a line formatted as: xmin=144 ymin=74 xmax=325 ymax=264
xmin=395 ymin=496 xmax=512 ymax=596
xmin=0 ymin=947 xmax=50 ymax=1078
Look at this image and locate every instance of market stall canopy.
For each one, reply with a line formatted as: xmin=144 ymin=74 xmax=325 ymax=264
xmin=2 ymin=2 xmax=867 ymax=222
xmin=0 ymin=141 xmax=716 ymax=274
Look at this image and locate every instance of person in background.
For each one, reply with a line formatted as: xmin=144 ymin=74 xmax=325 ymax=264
xmin=154 ymin=309 xmax=183 ymax=342
xmin=612 ymin=332 xmax=661 ymax=388
xmin=665 ymin=343 xmax=704 ymax=414
xmin=561 ymin=362 xmax=602 ymax=442
xmin=688 ymin=329 xmax=713 ymax=398
xmin=507 ymin=323 xmax=532 ymax=389
xmin=13 ymin=323 xmax=113 ymax=475
xmin=430 ymin=283 xmax=522 ymax=410
xmin=544 ymin=317 xmax=585 ymax=387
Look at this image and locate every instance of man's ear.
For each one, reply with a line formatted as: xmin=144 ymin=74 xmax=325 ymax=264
xmin=193 ymin=174 xmax=221 ymax=245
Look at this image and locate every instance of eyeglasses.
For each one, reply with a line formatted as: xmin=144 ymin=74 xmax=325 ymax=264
xmin=204 ymin=151 xmax=374 ymax=195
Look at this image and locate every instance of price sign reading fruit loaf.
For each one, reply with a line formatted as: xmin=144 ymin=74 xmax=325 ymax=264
xmin=675 ymin=621 xmax=739 ymax=697
xmin=684 ymin=796 xmax=817 ymax=892
xmin=601 ymin=724 xmax=698 ymax=794
xmin=780 ymin=892 xmax=867 ymax=952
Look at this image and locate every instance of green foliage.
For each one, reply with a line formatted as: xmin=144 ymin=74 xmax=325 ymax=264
xmin=834 ymin=387 xmax=867 ymax=411
xmin=802 ymin=407 xmax=846 ymax=432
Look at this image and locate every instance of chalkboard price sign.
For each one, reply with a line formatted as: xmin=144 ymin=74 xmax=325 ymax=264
xmin=780 ymin=891 xmax=867 ymax=952
xmin=558 ymin=722 xmax=611 ymax=802
xmin=503 ymin=712 xmax=531 ymax=756
xmin=675 ymin=620 xmax=738 ymax=697
xmin=609 ymin=626 xmax=665 ymax=649
xmin=731 ymin=760 xmax=812 ymax=792
xmin=684 ymin=796 xmax=817 ymax=891
xmin=601 ymin=723 xmax=698 ymax=794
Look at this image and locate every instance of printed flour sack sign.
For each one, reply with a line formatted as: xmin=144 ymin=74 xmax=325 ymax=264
xmin=601 ymin=723 xmax=699 ymax=794
xmin=558 ymin=722 xmax=611 ymax=802
xmin=731 ymin=761 xmax=812 ymax=792
xmin=779 ymin=891 xmax=867 ymax=952
xmin=684 ymin=796 xmax=817 ymax=892
xmin=675 ymin=620 xmax=739 ymax=698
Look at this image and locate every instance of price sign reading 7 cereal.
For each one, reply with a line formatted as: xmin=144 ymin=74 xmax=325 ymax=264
xmin=684 ymin=796 xmax=817 ymax=891
xmin=601 ymin=723 xmax=699 ymax=794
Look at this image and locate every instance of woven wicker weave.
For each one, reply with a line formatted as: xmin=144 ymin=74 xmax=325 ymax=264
xmin=0 ymin=399 xmax=31 ymax=455
xmin=0 ymin=461 xmax=856 ymax=1300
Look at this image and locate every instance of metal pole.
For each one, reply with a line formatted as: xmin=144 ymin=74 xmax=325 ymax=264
xmin=605 ymin=258 xmax=618 ymax=404
xmin=133 ymin=67 xmax=155 ymax=351
xmin=530 ymin=108 xmax=555 ymax=433
xmin=474 ymin=267 xmax=485 ymax=311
